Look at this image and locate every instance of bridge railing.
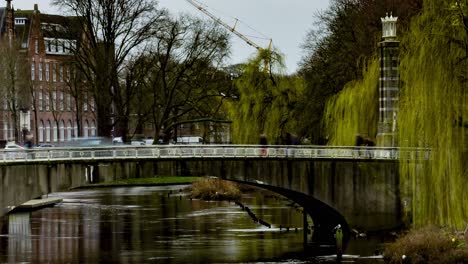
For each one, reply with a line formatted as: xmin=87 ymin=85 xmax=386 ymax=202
xmin=0 ymin=145 xmax=430 ymax=163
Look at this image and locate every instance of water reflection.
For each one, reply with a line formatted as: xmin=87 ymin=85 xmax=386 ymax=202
xmin=6 ymin=213 xmax=32 ymax=263
xmin=0 ymin=186 xmax=307 ymax=263
xmin=0 ymin=186 xmax=387 ymax=263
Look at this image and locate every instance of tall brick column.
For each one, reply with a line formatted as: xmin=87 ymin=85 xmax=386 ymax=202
xmin=376 ymin=13 xmax=399 ymax=147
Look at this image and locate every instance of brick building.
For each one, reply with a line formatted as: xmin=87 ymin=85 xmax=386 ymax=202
xmin=0 ymin=1 xmax=96 ymax=146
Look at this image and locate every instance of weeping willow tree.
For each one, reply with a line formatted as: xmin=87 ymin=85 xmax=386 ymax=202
xmin=323 ymin=57 xmax=380 ymax=146
xmin=228 ymin=49 xmax=305 ymax=144
xmin=398 ymin=0 xmax=468 ymax=228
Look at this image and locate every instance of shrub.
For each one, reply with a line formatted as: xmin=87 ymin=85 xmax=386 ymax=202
xmin=190 ymin=178 xmax=241 ymax=201
xmin=384 ymin=225 xmax=468 ymax=263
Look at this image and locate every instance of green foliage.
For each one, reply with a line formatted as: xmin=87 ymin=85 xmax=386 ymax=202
xmin=398 ymin=0 xmax=468 ymax=228
xmin=299 ymin=0 xmax=422 ymax=143
xmin=321 ymin=0 xmax=467 ymax=228
xmin=228 ymin=49 xmax=305 ymax=144
xmin=323 ymin=57 xmax=380 ymax=145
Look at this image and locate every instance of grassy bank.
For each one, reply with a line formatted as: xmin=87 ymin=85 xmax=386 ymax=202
xmin=80 ymin=176 xmax=201 ymax=188
xmin=384 ymin=225 xmax=468 ymax=263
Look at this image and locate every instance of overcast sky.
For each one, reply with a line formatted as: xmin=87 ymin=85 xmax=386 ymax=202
xmin=11 ymin=0 xmax=330 ymax=73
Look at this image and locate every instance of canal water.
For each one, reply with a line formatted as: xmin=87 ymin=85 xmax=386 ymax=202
xmin=0 ymin=185 xmax=386 ymax=263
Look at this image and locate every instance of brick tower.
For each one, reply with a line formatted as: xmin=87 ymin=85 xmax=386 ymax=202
xmin=376 ymin=13 xmax=399 ymax=147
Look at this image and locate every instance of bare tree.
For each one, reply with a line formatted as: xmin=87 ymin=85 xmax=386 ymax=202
xmin=140 ymin=15 xmax=231 ymax=143
xmin=0 ymin=39 xmax=31 ymax=142
xmin=52 ymin=0 xmax=167 ymax=138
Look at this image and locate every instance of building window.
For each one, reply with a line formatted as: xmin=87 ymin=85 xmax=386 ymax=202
xmin=45 ymin=90 xmax=50 ymax=111
xmin=84 ymin=120 xmax=89 ymax=138
xmin=46 ymin=120 xmax=51 ymax=142
xmin=66 ymin=66 xmax=70 ymax=81
xmin=39 ymin=120 xmax=44 ymax=143
xmin=90 ymin=97 xmax=95 ymax=112
xmin=60 ymin=65 xmax=64 ymax=82
xmin=66 ymin=94 xmax=71 ymax=111
xmin=74 ymin=120 xmax=78 ymax=138
xmin=59 ymin=91 xmax=64 ymax=111
xmin=3 ymin=123 xmax=7 ymax=141
xmin=53 ymin=91 xmax=57 ymax=110
xmin=53 ymin=64 xmax=57 ymax=82
xmin=38 ymin=91 xmax=43 ymax=111
xmin=84 ymin=94 xmax=88 ymax=112
xmin=38 ymin=63 xmax=43 ymax=81
xmin=53 ymin=122 xmax=58 ymax=142
xmin=45 ymin=63 xmax=50 ymax=81
xmin=35 ymin=39 xmax=38 ymax=54
xmin=31 ymin=62 xmax=35 ymax=81
xmin=91 ymin=120 xmax=96 ymax=137
xmin=60 ymin=120 xmax=65 ymax=142
xmin=9 ymin=122 xmax=13 ymax=140
xmin=67 ymin=120 xmax=72 ymax=141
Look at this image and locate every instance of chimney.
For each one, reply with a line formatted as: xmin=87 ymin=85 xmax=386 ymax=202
xmin=5 ymin=0 xmax=14 ymax=43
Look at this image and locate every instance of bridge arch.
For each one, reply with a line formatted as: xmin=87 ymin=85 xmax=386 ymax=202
xmin=230 ymin=179 xmax=350 ymax=246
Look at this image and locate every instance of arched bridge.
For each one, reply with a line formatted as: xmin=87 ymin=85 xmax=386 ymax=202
xmin=0 ymin=145 xmax=429 ymax=245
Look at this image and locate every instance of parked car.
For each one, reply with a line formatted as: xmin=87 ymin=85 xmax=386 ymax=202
xmin=112 ymin=137 xmax=124 ymax=145
xmin=36 ymin=143 xmax=55 ymax=148
xmin=131 ymin=140 xmax=146 ymax=146
xmin=144 ymin=138 xmax=154 ymax=145
xmin=4 ymin=142 xmax=25 ymax=150
xmin=69 ymin=137 xmax=112 ymax=147
xmin=175 ymin=136 xmax=204 ymax=145
xmin=3 ymin=142 xmax=26 ymax=159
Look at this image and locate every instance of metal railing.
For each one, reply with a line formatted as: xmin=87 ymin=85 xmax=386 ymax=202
xmin=0 ymin=145 xmax=430 ymax=164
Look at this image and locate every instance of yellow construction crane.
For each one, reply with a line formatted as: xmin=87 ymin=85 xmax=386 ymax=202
xmin=185 ymin=0 xmax=272 ymax=52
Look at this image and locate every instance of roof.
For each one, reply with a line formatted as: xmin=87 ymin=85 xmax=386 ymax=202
xmin=39 ymin=13 xmax=82 ymax=40
xmin=0 ymin=6 xmax=83 ymax=49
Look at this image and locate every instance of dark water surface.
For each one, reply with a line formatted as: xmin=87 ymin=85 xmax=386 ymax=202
xmin=0 ymin=185 xmax=385 ymax=263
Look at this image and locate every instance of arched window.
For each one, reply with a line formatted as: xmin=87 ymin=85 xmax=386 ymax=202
xmin=46 ymin=120 xmax=51 ymax=142
xmin=38 ymin=90 xmax=43 ymax=111
xmin=3 ymin=122 xmax=7 ymax=141
xmin=39 ymin=120 xmax=44 ymax=143
xmin=9 ymin=122 xmax=13 ymax=140
xmin=91 ymin=120 xmax=96 ymax=137
xmin=67 ymin=120 xmax=72 ymax=141
xmin=60 ymin=120 xmax=65 ymax=142
xmin=84 ymin=120 xmax=89 ymax=138
xmin=74 ymin=120 xmax=78 ymax=138
xmin=53 ymin=122 xmax=58 ymax=142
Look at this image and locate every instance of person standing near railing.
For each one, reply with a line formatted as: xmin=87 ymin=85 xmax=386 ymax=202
xmin=355 ymin=133 xmax=363 ymax=156
xmin=259 ymin=133 xmax=268 ymax=156
xmin=364 ymin=137 xmax=375 ymax=158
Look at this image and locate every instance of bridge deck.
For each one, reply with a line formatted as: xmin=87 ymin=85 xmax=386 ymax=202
xmin=0 ymin=145 xmax=429 ymax=164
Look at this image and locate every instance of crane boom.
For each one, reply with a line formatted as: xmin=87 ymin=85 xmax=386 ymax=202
xmin=185 ymin=0 xmax=268 ymax=51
